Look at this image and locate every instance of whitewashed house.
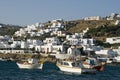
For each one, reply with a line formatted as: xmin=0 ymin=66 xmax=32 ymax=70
xmin=21 ymin=41 xmax=28 ymax=49
xmin=0 ymin=49 xmax=24 ymax=54
xmin=35 ymin=44 xmax=64 ymax=54
xmin=106 ymin=37 xmax=120 ymax=44
xmin=57 ymin=31 xmax=66 ymax=37
xmin=38 ymin=29 xmax=45 ymax=35
xmin=50 ymin=19 xmax=64 ymax=28
xmin=14 ymin=28 xmax=26 ymax=37
xmin=35 ymin=37 xmax=64 ymax=53
xmin=27 ymin=39 xmax=43 ymax=45
xmin=30 ymin=32 xmax=37 ymax=37
xmin=81 ymin=38 xmax=94 ymax=45
xmin=83 ymin=28 xmax=89 ymax=34
xmin=107 ymin=13 xmax=120 ymax=20
xmin=115 ymin=20 xmax=120 ymax=25
xmin=66 ymin=35 xmax=80 ymax=45
xmin=43 ymin=37 xmax=60 ymax=45
xmin=113 ymin=47 xmax=120 ymax=55
xmin=95 ymin=49 xmax=117 ymax=56
xmin=26 ymin=39 xmax=43 ymax=49
xmin=0 ymin=35 xmax=11 ymax=42
xmin=0 ymin=25 xmax=2 ymax=28
xmin=10 ymin=41 xmax=21 ymax=48
xmin=0 ymin=42 xmax=6 ymax=48
xmin=67 ymin=45 xmax=81 ymax=56
xmin=81 ymin=38 xmax=103 ymax=54
xmin=26 ymin=22 xmax=43 ymax=31
xmin=0 ymin=42 xmax=11 ymax=49
xmin=84 ymin=16 xmax=101 ymax=20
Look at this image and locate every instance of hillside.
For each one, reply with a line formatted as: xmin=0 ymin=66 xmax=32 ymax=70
xmin=0 ymin=20 xmax=119 ymax=41
xmin=66 ymin=20 xmax=115 ymax=33
xmin=64 ymin=20 xmax=120 ymax=42
xmin=0 ymin=23 xmax=21 ymax=36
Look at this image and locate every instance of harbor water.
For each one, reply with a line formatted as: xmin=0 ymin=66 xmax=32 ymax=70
xmin=0 ymin=61 xmax=120 ymax=80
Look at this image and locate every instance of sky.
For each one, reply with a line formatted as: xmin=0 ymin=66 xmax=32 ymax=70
xmin=0 ymin=0 xmax=120 ymax=26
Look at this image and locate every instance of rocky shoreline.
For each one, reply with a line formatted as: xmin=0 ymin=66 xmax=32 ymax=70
xmin=0 ymin=53 xmax=56 ymax=63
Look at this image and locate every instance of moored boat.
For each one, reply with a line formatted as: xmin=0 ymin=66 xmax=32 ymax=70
xmin=83 ymin=57 xmax=105 ymax=71
xmin=16 ymin=58 xmax=43 ymax=69
xmin=56 ymin=60 xmax=82 ymax=74
xmin=57 ymin=60 xmax=96 ymax=74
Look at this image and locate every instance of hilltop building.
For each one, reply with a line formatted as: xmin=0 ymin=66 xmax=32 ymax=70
xmin=84 ymin=16 xmax=102 ymax=20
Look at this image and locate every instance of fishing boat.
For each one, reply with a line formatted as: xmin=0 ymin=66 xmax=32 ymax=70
xmin=83 ymin=57 xmax=105 ymax=71
xmin=0 ymin=58 xmax=10 ymax=61
xmin=16 ymin=58 xmax=43 ymax=69
xmin=57 ymin=60 xmax=82 ymax=74
xmin=57 ymin=60 xmax=96 ymax=74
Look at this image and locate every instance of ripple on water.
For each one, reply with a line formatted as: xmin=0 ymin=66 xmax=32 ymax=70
xmin=0 ymin=61 xmax=120 ymax=80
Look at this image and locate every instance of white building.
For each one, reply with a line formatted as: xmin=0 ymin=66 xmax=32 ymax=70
xmin=26 ymin=22 xmax=43 ymax=31
xmin=57 ymin=31 xmax=66 ymax=37
xmin=81 ymin=39 xmax=94 ymax=46
xmin=106 ymin=37 xmax=120 ymax=44
xmin=83 ymin=28 xmax=89 ymax=34
xmin=115 ymin=20 xmax=120 ymax=25
xmin=10 ymin=41 xmax=21 ymax=48
xmin=28 ymin=39 xmax=42 ymax=45
xmin=43 ymin=37 xmax=60 ymax=45
xmin=14 ymin=28 xmax=26 ymax=37
xmin=0 ymin=25 xmax=2 ymax=28
xmin=0 ymin=49 xmax=24 ymax=54
xmin=21 ymin=39 xmax=43 ymax=49
xmin=84 ymin=16 xmax=101 ymax=20
xmin=21 ymin=41 xmax=28 ymax=49
xmin=35 ymin=44 xmax=64 ymax=53
xmin=95 ymin=49 xmax=117 ymax=56
xmin=107 ymin=13 xmax=120 ymax=20
xmin=49 ymin=19 xmax=64 ymax=28
xmin=0 ymin=42 xmax=11 ymax=49
xmin=67 ymin=45 xmax=81 ymax=56
xmin=66 ymin=34 xmax=81 ymax=45
xmin=113 ymin=47 xmax=120 ymax=55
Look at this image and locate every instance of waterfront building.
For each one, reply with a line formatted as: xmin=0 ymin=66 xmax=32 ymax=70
xmin=67 ymin=45 xmax=81 ymax=56
xmin=106 ymin=37 xmax=120 ymax=44
xmin=95 ymin=49 xmax=117 ymax=56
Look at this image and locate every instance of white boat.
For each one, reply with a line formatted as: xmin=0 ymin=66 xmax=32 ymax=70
xmin=0 ymin=58 xmax=9 ymax=61
xmin=57 ymin=60 xmax=96 ymax=74
xmin=16 ymin=58 xmax=43 ymax=69
xmin=57 ymin=60 xmax=82 ymax=74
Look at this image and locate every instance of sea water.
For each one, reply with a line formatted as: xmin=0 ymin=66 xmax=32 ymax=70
xmin=0 ymin=61 xmax=120 ymax=80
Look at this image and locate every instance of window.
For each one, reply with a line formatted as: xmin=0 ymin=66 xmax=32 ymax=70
xmin=63 ymin=62 xmax=69 ymax=66
xmin=72 ymin=63 xmax=75 ymax=67
xmin=113 ymin=39 xmax=116 ymax=41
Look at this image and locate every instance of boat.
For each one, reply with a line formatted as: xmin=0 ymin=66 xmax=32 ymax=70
xmin=16 ymin=58 xmax=43 ymax=69
xmin=57 ymin=60 xmax=82 ymax=74
xmin=0 ymin=58 xmax=10 ymax=61
xmin=83 ymin=57 xmax=105 ymax=71
xmin=56 ymin=60 xmax=96 ymax=74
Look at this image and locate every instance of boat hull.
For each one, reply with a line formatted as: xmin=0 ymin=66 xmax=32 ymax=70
xmin=93 ymin=65 xmax=104 ymax=71
xmin=57 ymin=64 xmax=82 ymax=74
xmin=16 ymin=63 xmax=43 ymax=69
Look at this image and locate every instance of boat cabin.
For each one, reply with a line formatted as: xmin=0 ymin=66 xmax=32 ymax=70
xmin=58 ymin=61 xmax=83 ymax=68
